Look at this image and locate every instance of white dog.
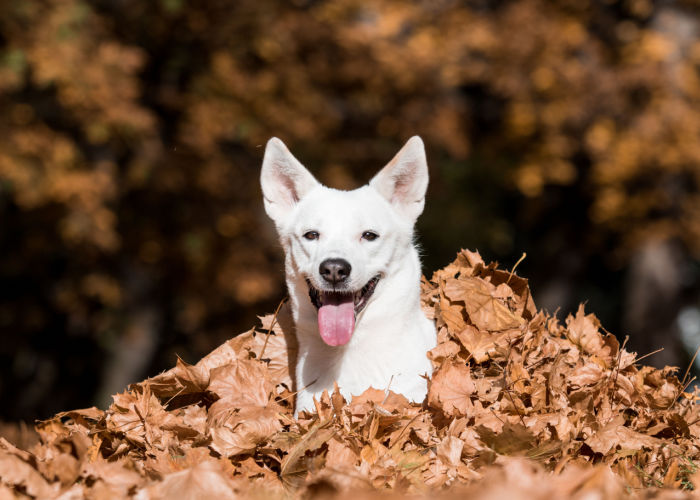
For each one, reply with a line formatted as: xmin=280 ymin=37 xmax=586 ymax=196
xmin=260 ymin=136 xmax=436 ymax=414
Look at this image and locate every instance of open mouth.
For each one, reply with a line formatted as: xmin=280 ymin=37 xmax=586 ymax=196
xmin=306 ymin=275 xmax=380 ymax=346
xmin=306 ymin=275 xmax=380 ymax=315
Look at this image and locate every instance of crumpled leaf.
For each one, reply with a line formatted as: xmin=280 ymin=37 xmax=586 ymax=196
xmin=586 ymin=418 xmax=662 ymax=455
xmin=455 ymin=325 xmax=516 ymax=363
xmin=444 ymin=277 xmax=523 ymax=331
xmin=135 ymin=460 xmax=238 ymax=499
xmin=209 ymin=406 xmax=282 ymax=457
xmin=476 ymin=423 xmax=536 ymax=456
xmin=0 ymin=452 xmax=57 ymax=498
xmin=280 ymin=419 xmax=335 ymax=487
xmin=82 ymin=458 xmax=145 ymax=497
xmin=566 ymin=304 xmax=607 ymax=357
xmin=436 ymin=435 xmax=464 ymax=466
xmin=428 ymin=361 xmax=476 ymax=416
xmin=208 ymin=360 xmax=275 ymax=421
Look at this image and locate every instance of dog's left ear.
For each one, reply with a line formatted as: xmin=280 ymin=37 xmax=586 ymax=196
xmin=370 ymin=136 xmax=429 ymax=222
xmin=261 ymin=137 xmax=320 ymax=226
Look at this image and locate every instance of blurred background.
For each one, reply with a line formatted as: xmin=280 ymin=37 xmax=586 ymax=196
xmin=2 ymin=0 xmax=700 ymax=423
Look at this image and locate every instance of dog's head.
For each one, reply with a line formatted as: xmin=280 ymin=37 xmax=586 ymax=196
xmin=260 ymin=137 xmax=429 ymax=346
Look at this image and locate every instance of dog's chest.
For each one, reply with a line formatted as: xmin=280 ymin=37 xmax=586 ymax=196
xmin=294 ymin=317 xmax=434 ymax=410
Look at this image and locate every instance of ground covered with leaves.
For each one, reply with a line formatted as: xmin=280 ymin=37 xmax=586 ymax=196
xmin=2 ymin=250 xmax=700 ymax=499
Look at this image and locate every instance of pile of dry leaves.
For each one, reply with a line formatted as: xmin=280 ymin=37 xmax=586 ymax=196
xmin=2 ymin=250 xmax=700 ymax=499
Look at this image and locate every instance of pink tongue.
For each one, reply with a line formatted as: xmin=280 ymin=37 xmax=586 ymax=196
xmin=317 ymin=293 xmax=355 ymax=346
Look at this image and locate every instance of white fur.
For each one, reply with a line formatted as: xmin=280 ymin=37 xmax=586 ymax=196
xmin=261 ymin=136 xmax=436 ymax=414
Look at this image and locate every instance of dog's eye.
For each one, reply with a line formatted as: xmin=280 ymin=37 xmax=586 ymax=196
xmin=361 ymin=231 xmax=379 ymax=241
xmin=303 ymin=231 xmax=319 ymax=241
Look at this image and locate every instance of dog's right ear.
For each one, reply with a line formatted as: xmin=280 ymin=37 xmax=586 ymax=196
xmin=261 ymin=137 xmax=320 ymax=225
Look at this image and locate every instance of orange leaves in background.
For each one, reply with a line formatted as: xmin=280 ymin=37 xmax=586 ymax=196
xmin=8 ymin=0 xmax=698 ymax=259
xmin=2 ymin=250 xmax=700 ymax=498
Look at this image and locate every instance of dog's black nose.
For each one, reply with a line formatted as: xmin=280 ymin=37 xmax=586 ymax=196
xmin=319 ymin=258 xmax=351 ymax=285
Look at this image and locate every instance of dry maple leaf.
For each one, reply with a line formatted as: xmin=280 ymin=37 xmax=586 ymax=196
xmin=208 ymin=359 xmax=277 ymax=425
xmin=585 ymin=417 xmax=661 ymax=456
xmin=438 ymin=294 xmax=469 ymax=333
xmin=209 ymin=406 xmax=282 ymax=457
xmin=349 ymin=387 xmax=410 ymax=416
xmin=280 ymin=419 xmax=335 ymax=488
xmin=427 ymin=339 xmax=461 ymax=365
xmin=444 ymin=277 xmax=523 ymax=332
xmin=568 ymin=361 xmax=605 ymax=388
xmin=325 ymin=436 xmax=359 ymax=468
xmin=436 ymin=435 xmax=465 ymax=467
xmin=82 ymin=458 xmax=145 ymax=497
xmin=455 ymin=325 xmax=517 ymax=363
xmin=565 ymin=304 xmax=607 ymax=358
xmin=0 ymin=452 xmax=58 ymax=498
xmin=476 ymin=422 xmax=537 ymax=456
xmin=135 ymin=460 xmax=239 ymax=499
xmin=106 ymin=385 xmax=176 ymax=448
xmin=428 ymin=361 xmax=476 ymax=416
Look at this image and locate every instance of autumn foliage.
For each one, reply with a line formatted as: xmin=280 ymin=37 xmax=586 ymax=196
xmin=1 ymin=251 xmax=699 ymax=498
xmin=4 ymin=0 xmax=700 ymax=418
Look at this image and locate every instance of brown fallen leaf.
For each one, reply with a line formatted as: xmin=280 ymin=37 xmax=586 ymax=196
xmin=455 ymin=325 xmax=516 ymax=363
xmin=476 ymin=422 xmax=537 ymax=456
xmin=428 ymin=361 xmax=476 ymax=416
xmin=209 ymin=406 xmax=282 ymax=457
xmin=444 ymin=277 xmax=523 ymax=331
xmin=81 ymin=458 xmax=145 ymax=496
xmin=427 ymin=340 xmax=461 ymax=365
xmin=280 ymin=419 xmax=335 ymax=485
xmin=438 ymin=294 xmax=468 ymax=333
xmin=325 ymin=436 xmax=359 ymax=468
xmin=436 ymin=435 xmax=464 ymax=467
xmin=136 ymin=460 xmax=239 ymax=499
xmin=565 ymin=304 xmax=607 ymax=358
xmin=585 ymin=417 xmax=661 ymax=456
xmin=568 ymin=362 xmax=604 ymax=388
xmin=0 ymin=452 xmax=57 ymax=498
xmin=208 ymin=360 xmax=275 ymax=410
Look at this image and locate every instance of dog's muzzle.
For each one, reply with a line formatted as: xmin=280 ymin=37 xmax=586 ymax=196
xmin=305 ymin=275 xmax=381 ymax=346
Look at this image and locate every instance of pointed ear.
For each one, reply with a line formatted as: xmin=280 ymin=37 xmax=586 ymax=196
xmin=261 ymin=137 xmax=320 ymax=225
xmin=369 ymin=136 xmax=429 ymax=222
